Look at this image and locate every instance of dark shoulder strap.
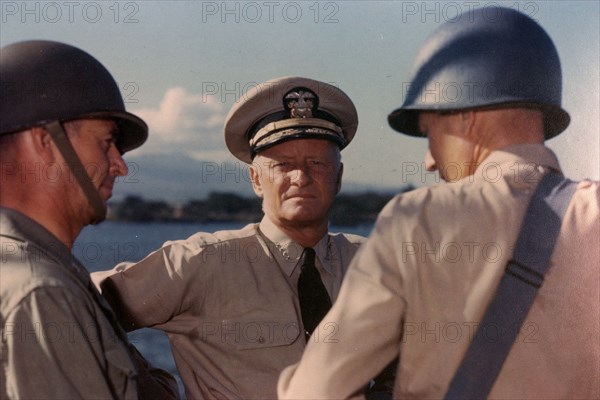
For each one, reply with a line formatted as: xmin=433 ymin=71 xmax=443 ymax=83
xmin=444 ymin=172 xmax=578 ymax=399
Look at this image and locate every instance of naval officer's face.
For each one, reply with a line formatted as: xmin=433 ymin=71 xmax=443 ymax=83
xmin=250 ymin=139 xmax=343 ymax=230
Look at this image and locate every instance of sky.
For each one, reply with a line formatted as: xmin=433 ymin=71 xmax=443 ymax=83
xmin=2 ymin=0 xmax=599 ymax=201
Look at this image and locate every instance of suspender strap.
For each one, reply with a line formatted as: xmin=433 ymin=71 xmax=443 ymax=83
xmin=444 ymin=172 xmax=578 ymax=399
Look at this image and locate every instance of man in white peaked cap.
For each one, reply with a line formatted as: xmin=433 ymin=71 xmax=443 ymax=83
xmin=92 ymin=77 xmax=392 ymax=399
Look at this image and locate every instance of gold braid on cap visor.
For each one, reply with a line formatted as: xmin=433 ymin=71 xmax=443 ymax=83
xmin=249 ymin=118 xmax=345 ymax=152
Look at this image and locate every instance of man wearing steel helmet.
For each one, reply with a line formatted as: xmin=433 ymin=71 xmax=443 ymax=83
xmin=90 ymin=76 xmax=400 ymax=399
xmin=0 ymin=41 xmax=178 ymax=399
xmin=279 ymin=7 xmax=599 ymax=399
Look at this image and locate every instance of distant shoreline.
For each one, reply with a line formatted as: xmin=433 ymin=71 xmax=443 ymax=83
xmin=106 ymin=189 xmax=412 ymax=227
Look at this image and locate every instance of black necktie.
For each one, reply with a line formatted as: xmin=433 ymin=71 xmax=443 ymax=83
xmin=297 ymin=247 xmax=332 ymax=340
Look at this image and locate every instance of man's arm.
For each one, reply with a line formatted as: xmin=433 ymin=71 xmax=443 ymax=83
xmin=4 ymin=286 xmax=137 ymax=399
xmin=279 ymin=201 xmax=406 ymax=398
xmin=92 ymin=240 xmax=201 ymax=331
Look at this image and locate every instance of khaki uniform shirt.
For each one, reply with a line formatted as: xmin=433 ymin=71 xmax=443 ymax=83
xmin=0 ymin=208 xmax=138 ymax=399
xmin=93 ymin=216 xmax=364 ymax=399
xmin=279 ymin=144 xmax=600 ymax=399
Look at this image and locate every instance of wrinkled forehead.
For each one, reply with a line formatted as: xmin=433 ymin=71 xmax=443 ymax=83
xmin=254 ymin=138 xmax=341 ymax=161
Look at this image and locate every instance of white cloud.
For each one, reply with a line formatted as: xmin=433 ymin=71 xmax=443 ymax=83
xmin=130 ymin=87 xmax=228 ymax=159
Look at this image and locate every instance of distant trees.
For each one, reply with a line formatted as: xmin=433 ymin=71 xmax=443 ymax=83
xmin=111 ymin=193 xmax=262 ymax=223
xmin=181 ymin=192 xmax=262 ymax=222
xmin=113 ymin=195 xmax=175 ymax=222
xmin=110 ymin=188 xmax=414 ymax=226
xmin=330 ymin=192 xmax=395 ymax=226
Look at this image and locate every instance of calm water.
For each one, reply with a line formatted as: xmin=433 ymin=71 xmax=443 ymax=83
xmin=75 ymin=220 xmax=372 ymax=397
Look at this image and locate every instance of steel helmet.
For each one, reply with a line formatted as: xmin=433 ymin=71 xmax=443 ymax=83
xmin=388 ymin=6 xmax=570 ymax=139
xmin=0 ymin=40 xmax=147 ymax=153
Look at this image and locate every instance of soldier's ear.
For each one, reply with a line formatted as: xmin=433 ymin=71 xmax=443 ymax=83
xmin=249 ymin=163 xmax=264 ymax=198
xmin=27 ymin=126 xmax=55 ymax=161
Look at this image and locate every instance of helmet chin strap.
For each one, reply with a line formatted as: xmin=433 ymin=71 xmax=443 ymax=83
xmin=44 ymin=121 xmax=107 ymax=224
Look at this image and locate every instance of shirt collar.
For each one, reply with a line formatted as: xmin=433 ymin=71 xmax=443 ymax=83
xmin=258 ymin=216 xmax=333 ymax=277
xmin=0 ymin=207 xmax=90 ymax=282
xmin=472 ymin=143 xmax=562 ymax=181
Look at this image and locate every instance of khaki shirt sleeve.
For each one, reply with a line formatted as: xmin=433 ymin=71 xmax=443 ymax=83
xmin=4 ymin=286 xmax=136 ymax=399
xmin=93 ymin=240 xmax=203 ymax=331
xmin=279 ymin=200 xmax=405 ymax=399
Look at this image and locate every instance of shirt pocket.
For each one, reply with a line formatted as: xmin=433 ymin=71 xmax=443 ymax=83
xmin=219 ymin=317 xmax=301 ymax=350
